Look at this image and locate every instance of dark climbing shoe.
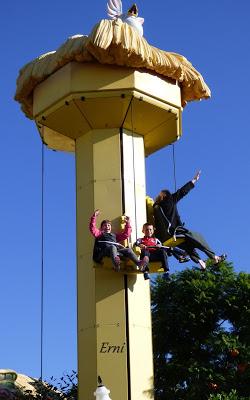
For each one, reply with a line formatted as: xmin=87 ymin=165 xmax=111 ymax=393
xmin=143 ymin=272 xmax=150 ymax=280
xmin=178 ymin=255 xmax=190 ymax=263
xmin=214 ymin=254 xmax=227 ymax=265
xmin=162 ymin=272 xmax=171 ymax=281
xmin=138 ymin=256 xmax=149 ymax=271
xmin=113 ymin=256 xmax=121 ymax=272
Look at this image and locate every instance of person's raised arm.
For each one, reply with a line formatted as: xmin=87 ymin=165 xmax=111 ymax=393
xmin=192 ymin=170 xmax=201 ymax=185
xmin=173 ymin=170 xmax=201 ymax=202
xmin=89 ymin=209 xmax=101 ymax=237
xmin=116 ymin=215 xmax=132 ymax=242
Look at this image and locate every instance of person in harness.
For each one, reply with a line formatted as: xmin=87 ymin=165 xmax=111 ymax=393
xmin=89 ymin=209 xmax=148 ymax=272
xmin=135 ymin=222 xmax=190 ymax=280
xmin=153 ymin=171 xmax=226 ymax=270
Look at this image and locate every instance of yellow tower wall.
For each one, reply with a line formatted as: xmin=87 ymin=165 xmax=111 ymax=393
xmin=76 ymin=128 xmax=153 ymax=399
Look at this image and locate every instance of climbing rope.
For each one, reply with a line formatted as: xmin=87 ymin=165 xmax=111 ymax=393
xmin=40 ymin=138 xmax=45 ymax=381
xmin=120 ymin=95 xmax=138 ymax=238
xmin=130 ymin=98 xmax=139 ymax=239
xmin=172 ymin=143 xmax=177 ymax=192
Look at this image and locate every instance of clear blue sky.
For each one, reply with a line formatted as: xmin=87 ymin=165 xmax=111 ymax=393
xmin=1 ymin=0 xmax=249 ymax=382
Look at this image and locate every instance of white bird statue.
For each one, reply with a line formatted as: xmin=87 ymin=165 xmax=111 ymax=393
xmin=107 ymin=0 xmax=144 ymax=37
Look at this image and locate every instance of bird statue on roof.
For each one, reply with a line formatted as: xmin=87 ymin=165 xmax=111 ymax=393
xmin=107 ymin=0 xmax=144 ymax=37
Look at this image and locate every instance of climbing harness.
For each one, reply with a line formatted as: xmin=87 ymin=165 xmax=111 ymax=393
xmin=98 ymin=241 xmax=126 ymax=248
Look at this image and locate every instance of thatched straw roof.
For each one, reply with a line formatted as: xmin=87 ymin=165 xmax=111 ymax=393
xmin=15 ymin=18 xmax=210 ymax=119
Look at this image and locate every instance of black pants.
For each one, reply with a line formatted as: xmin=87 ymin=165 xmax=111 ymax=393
xmin=178 ymin=230 xmax=215 ymax=264
xmin=102 ymin=245 xmax=140 ymax=266
xmin=167 ymin=247 xmax=187 ymax=260
xmin=140 ymin=248 xmax=169 ymax=271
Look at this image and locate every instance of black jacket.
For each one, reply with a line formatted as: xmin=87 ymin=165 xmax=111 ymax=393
xmin=153 ymin=181 xmax=194 ymax=241
xmin=93 ymin=232 xmax=117 ymax=263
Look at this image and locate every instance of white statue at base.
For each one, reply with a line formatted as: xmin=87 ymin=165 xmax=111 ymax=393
xmin=94 ymin=377 xmax=112 ymax=400
xmin=107 ymin=0 xmax=144 ymax=36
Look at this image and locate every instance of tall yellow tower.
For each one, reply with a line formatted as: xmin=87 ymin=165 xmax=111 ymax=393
xmin=15 ymin=17 xmax=210 ymax=400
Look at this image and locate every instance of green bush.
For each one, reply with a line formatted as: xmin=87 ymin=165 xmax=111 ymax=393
xmin=152 ymin=262 xmax=250 ymax=400
xmin=209 ymin=389 xmax=250 ymax=399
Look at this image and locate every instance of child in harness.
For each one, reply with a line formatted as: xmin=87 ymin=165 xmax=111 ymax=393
xmin=135 ymin=223 xmax=190 ymax=280
xmin=89 ymin=209 xmax=148 ymax=272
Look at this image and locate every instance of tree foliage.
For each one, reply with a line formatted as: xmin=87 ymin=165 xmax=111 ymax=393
xmin=209 ymin=390 xmax=249 ymax=400
xmin=0 ymin=372 xmax=77 ymax=400
xmin=151 ymin=261 xmax=250 ymax=400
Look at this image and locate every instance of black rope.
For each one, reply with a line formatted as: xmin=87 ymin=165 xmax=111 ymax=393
xmin=120 ymin=96 xmax=134 ymax=128
xmin=40 ymin=139 xmax=45 ymax=380
xmin=120 ymin=95 xmax=138 ymax=236
xmin=172 ymin=144 xmax=177 ymax=192
xmin=120 ymin=97 xmax=135 ymax=400
xmin=119 ymin=128 xmax=126 ymax=215
xmin=120 ymin=96 xmax=134 ymax=215
xmin=130 ymin=99 xmax=139 ymax=238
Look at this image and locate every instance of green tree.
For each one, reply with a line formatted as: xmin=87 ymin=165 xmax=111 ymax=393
xmin=151 ymin=261 xmax=250 ymax=400
xmin=209 ymin=389 xmax=249 ymax=400
xmin=0 ymin=372 xmax=77 ymax=400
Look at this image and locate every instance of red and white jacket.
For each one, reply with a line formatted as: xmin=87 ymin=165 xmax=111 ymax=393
xmin=135 ymin=236 xmax=162 ymax=252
